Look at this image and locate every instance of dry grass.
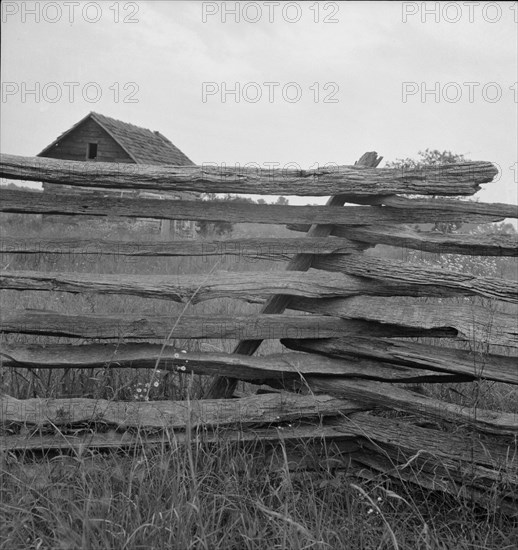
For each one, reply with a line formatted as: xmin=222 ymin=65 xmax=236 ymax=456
xmin=2 ymin=433 xmax=517 ymax=550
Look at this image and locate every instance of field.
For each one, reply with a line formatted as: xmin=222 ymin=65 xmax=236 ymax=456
xmin=1 ymin=212 xmax=517 ymax=550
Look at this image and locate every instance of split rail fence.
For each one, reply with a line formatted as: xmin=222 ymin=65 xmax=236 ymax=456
xmin=1 ymin=152 xmax=517 ymax=514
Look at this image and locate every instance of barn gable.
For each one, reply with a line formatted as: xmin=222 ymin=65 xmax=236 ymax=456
xmin=38 ymin=112 xmax=194 ymax=166
xmin=38 ymin=115 xmax=134 ymax=164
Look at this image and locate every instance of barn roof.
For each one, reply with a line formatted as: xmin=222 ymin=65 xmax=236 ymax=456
xmin=38 ymin=112 xmax=195 ymax=166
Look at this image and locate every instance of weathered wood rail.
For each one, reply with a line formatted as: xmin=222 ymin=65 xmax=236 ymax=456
xmin=1 ymin=152 xmax=516 ymax=515
xmin=1 ymin=343 xmax=468 ymax=384
xmin=289 ymin=297 xmax=518 ymax=349
xmin=333 ymin=225 xmax=518 ymax=256
xmin=2 ymin=267 xmax=516 ymax=303
xmin=3 ymin=303 xmax=517 ymax=347
xmin=0 ymin=236 xmax=363 ymax=259
xmin=0 ymin=153 xmax=498 ymax=195
xmin=3 ymin=189 xmax=510 ymax=225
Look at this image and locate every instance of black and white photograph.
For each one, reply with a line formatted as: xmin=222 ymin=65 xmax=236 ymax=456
xmin=1 ymin=1 xmax=517 ymax=548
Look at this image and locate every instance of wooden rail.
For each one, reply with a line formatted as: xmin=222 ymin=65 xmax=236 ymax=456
xmin=288 ymin=296 xmax=518 ymax=350
xmin=0 ymin=153 xmax=498 ymax=196
xmin=0 ymin=236 xmax=362 ymax=259
xmin=281 ymin=336 xmax=518 ymax=384
xmin=0 ymin=309 xmax=460 ymax=341
xmin=336 ymin=225 xmax=518 ymax=256
xmin=1 ymin=343 xmax=468 ymax=384
xmin=2 ymin=267 xmax=516 ymax=303
xmin=2 ymin=189 xmax=508 ymax=225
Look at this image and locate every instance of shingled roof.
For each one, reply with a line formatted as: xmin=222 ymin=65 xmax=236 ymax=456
xmin=39 ymin=112 xmax=194 ymax=166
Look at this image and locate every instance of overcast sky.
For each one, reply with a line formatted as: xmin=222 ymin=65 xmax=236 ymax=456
xmin=1 ymin=1 xmax=517 ymax=207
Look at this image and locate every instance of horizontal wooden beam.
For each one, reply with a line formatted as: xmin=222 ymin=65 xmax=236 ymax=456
xmin=2 ymin=268 xmax=513 ymax=303
xmin=0 ymin=269 xmax=377 ymax=302
xmin=288 ymin=296 xmax=518 ymax=350
xmin=0 ymin=392 xmax=363 ymax=429
xmin=281 ymin=336 xmax=518 ymax=384
xmin=0 ymin=422 xmax=358 ymax=452
xmin=320 ymin=192 xmax=517 ymax=217
xmin=373 ymin=195 xmax=518 ymax=218
xmin=0 ymin=154 xmax=498 ymax=196
xmin=0 ymin=309 xmax=454 ymax=341
xmin=1 ymin=190 xmax=505 ymax=225
xmin=6 ymin=374 xmax=512 ymax=439
xmin=0 ymin=236 xmax=361 ymax=259
xmin=0 ymin=343 xmax=464 ymax=383
xmin=310 ymin=254 xmax=518 ymax=303
xmin=301 ymin=377 xmax=518 ymax=436
xmin=338 ymin=225 xmax=518 ymax=256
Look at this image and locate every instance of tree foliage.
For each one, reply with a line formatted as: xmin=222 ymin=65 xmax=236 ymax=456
xmin=385 ymin=148 xmax=466 ymax=171
xmin=195 ymin=194 xmax=255 ymax=237
xmin=385 ymin=149 xmax=467 ymax=234
xmin=195 ymin=194 xmax=290 ymax=237
xmin=275 ymin=196 xmax=289 ymax=206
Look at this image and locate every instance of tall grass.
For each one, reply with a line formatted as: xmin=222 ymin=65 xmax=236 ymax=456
xmin=2 ymin=431 xmax=517 ymax=549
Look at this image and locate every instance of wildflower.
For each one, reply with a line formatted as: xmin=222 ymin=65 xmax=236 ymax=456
xmin=154 ymin=381 xmax=159 ymax=387
xmin=136 ymin=388 xmax=142 ymax=393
